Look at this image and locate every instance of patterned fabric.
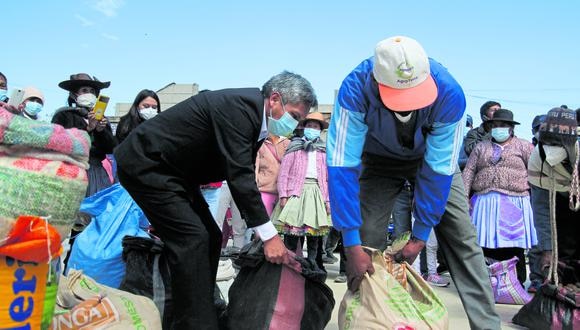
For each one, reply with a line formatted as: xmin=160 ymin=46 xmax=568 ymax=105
xmin=0 ymin=154 xmax=88 ymax=238
xmin=470 ymin=191 xmax=536 ymax=249
xmin=462 ymin=138 xmax=534 ymax=197
xmin=488 ymin=257 xmax=532 ymax=305
xmin=0 ymin=108 xmax=90 ymax=165
xmin=0 ymin=109 xmax=90 ymax=240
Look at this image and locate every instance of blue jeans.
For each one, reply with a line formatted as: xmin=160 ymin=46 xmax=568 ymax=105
xmin=201 ymin=187 xmax=221 ymax=220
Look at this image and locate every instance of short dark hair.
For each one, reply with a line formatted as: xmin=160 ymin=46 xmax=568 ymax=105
xmin=479 ymin=101 xmax=501 ymax=121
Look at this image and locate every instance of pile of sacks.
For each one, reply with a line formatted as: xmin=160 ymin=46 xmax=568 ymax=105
xmin=0 ymin=109 xmax=161 ymax=328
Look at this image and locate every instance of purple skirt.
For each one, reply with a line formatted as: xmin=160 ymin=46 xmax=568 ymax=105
xmin=470 ymin=191 xmax=537 ymax=249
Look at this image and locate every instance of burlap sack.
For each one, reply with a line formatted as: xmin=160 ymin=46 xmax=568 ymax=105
xmin=339 ymin=248 xmax=448 ymax=330
xmin=51 ymin=269 xmax=161 ymax=329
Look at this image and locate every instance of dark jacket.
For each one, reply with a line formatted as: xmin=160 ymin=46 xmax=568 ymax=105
xmin=114 ymin=88 xmax=269 ymax=228
xmin=463 ymin=124 xmax=489 ymax=156
xmin=116 ymin=113 xmax=145 ymax=144
xmin=51 ymin=106 xmax=117 ymax=163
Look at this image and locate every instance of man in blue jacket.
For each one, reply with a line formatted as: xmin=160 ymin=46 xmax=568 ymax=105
xmin=327 ymin=36 xmax=500 ymax=328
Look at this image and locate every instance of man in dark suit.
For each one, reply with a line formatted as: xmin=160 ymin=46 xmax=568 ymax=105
xmin=114 ymin=71 xmax=317 ymax=329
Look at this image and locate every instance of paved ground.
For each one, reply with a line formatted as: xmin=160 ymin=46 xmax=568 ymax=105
xmin=322 ymin=257 xmax=528 ymax=330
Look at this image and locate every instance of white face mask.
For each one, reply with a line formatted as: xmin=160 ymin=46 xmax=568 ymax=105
xmin=139 ymin=107 xmax=158 ymax=120
xmin=76 ymin=93 xmax=97 ymax=108
xmin=542 ymin=145 xmax=568 ymax=166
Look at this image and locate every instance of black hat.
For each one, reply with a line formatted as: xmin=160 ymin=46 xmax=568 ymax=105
xmin=58 ymin=73 xmax=110 ymax=92
xmin=485 ymin=109 xmax=520 ymax=125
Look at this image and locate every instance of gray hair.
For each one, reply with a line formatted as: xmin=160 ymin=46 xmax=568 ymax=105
xmin=262 ymin=71 xmax=318 ymax=110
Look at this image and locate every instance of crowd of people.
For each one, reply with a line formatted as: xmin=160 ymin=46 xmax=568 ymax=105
xmin=1 ymin=33 xmax=579 ymax=329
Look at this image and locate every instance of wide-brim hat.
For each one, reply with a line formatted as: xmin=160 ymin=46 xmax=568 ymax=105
xmin=485 ymin=109 xmax=520 ymax=125
xmin=58 ymin=73 xmax=110 ymax=92
xmin=373 ymin=36 xmax=438 ymax=111
xmin=300 ymin=112 xmax=328 ymax=129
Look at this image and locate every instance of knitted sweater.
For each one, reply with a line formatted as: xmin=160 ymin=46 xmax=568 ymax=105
xmin=255 ymin=137 xmax=290 ymax=194
xmin=462 ymin=137 xmax=534 ymax=197
xmin=277 ymin=149 xmax=329 ymax=202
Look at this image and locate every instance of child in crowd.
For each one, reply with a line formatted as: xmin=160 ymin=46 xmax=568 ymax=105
xmin=272 ymin=112 xmax=332 ymax=270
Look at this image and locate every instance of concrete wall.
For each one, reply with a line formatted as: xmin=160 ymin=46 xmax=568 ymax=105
xmin=113 ymin=83 xmax=200 ymax=117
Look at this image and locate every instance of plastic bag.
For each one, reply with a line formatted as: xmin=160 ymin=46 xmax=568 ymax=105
xmin=339 ymin=247 xmax=448 ymax=330
xmin=487 ymin=256 xmax=532 ymax=305
xmin=226 ymin=240 xmax=334 ymax=330
xmin=0 ymin=215 xmax=62 ymax=263
xmin=512 ymin=260 xmax=580 ymax=329
xmin=66 ymin=183 xmax=149 ymax=288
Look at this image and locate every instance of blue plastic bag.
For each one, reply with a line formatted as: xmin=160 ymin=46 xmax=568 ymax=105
xmin=67 ymin=183 xmax=149 ymax=288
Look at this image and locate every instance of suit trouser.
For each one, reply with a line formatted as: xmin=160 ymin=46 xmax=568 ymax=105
xmin=358 ymin=153 xmax=501 ymax=330
xmin=118 ymin=169 xmax=222 ymax=330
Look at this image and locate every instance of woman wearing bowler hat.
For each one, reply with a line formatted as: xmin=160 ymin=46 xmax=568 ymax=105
xmin=52 ymin=73 xmax=117 ymax=270
xmin=462 ymin=109 xmax=537 ymax=286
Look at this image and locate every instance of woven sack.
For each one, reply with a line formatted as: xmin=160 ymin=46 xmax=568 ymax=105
xmin=339 ymin=247 xmax=448 ymax=330
xmin=487 ymin=256 xmax=532 ymax=305
xmin=0 ymin=108 xmax=90 ymax=239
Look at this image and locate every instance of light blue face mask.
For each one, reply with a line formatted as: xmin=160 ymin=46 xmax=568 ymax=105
xmin=303 ymin=127 xmax=321 ymax=140
xmin=267 ymin=98 xmax=299 ymax=137
xmin=0 ymin=89 xmax=7 ymax=102
xmin=24 ymin=101 xmax=43 ymax=116
xmin=491 ymin=127 xmax=511 ymax=142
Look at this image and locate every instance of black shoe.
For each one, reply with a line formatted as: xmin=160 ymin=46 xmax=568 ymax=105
xmin=322 ymin=254 xmax=338 ymax=264
xmin=334 ymin=273 xmax=347 ymax=283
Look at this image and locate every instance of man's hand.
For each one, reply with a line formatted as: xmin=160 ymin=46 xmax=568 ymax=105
xmin=263 ymin=235 xmax=289 ymax=264
xmin=344 ymin=245 xmax=375 ymax=292
xmin=325 ymin=202 xmax=331 ymax=215
xmin=394 ymin=237 xmax=426 ymax=264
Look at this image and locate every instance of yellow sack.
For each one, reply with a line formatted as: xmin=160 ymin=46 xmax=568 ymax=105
xmin=0 ymin=256 xmax=59 ymax=330
xmin=339 ymin=248 xmax=448 ymax=330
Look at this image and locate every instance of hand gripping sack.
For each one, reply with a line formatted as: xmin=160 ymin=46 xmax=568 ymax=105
xmin=339 ymin=248 xmax=448 ymax=330
xmin=487 ymin=256 xmax=531 ymax=305
xmin=226 ymin=240 xmax=335 ymax=330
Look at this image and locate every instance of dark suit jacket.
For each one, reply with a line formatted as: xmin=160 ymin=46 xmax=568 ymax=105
xmin=114 ymin=88 xmax=269 ymax=227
